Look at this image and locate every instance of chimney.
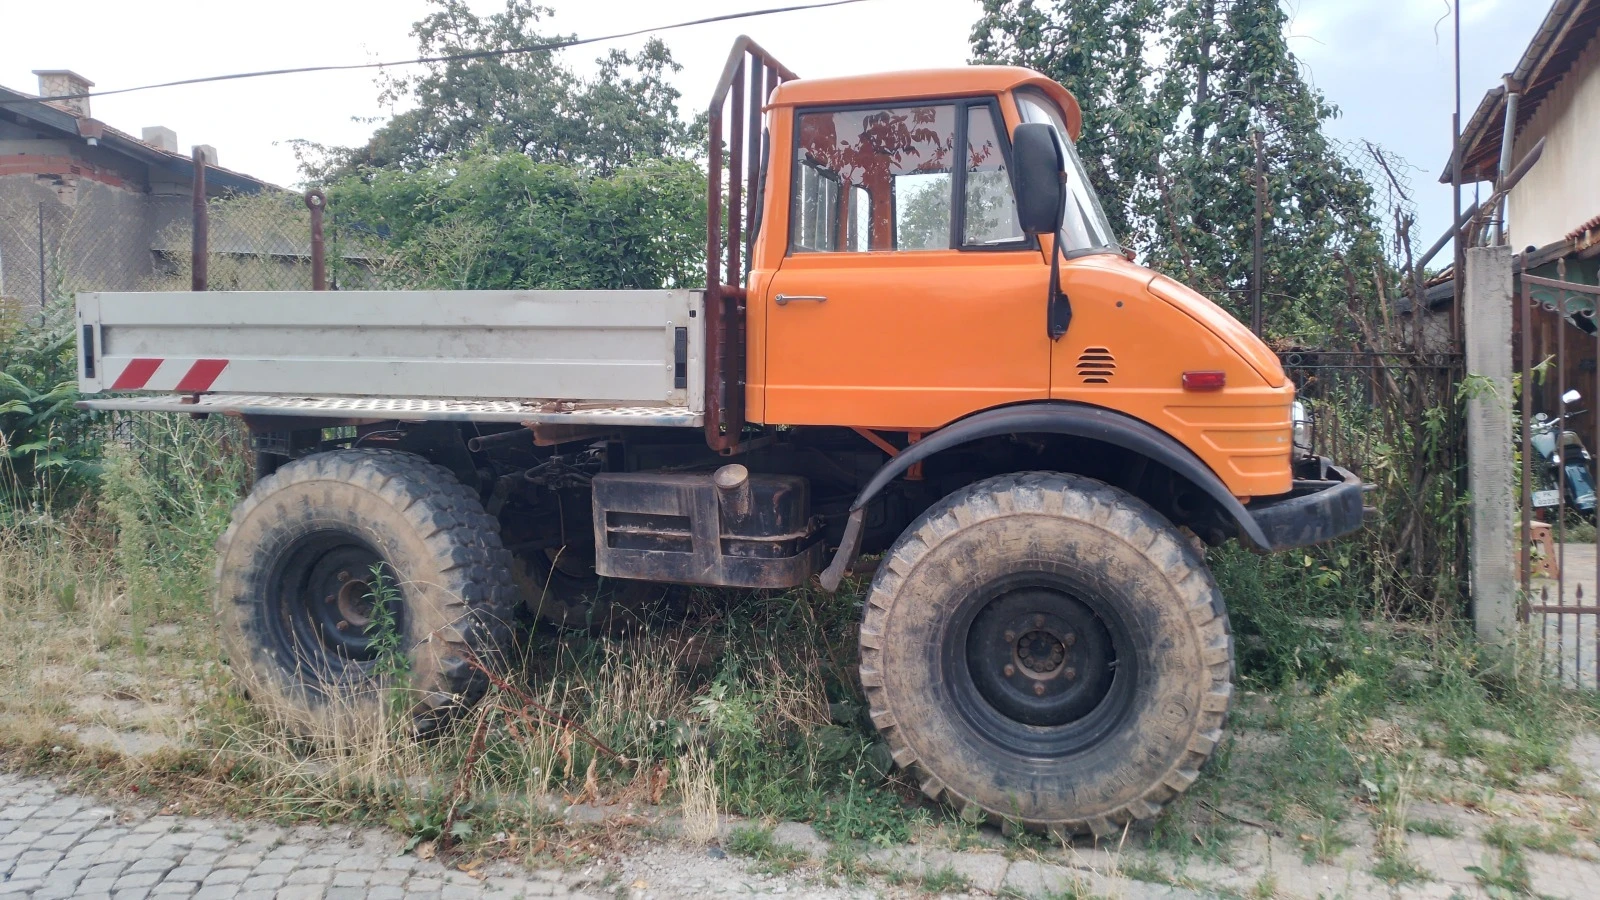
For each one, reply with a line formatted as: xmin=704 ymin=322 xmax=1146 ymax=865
xmin=194 ymin=145 xmax=219 ymax=167
xmin=142 ymin=126 xmax=178 ymax=153
xmin=32 ymin=70 xmax=94 ymax=118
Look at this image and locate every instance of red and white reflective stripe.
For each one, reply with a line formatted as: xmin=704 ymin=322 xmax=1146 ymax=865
xmin=106 ymin=358 xmax=229 ymax=393
xmin=109 ymin=357 xmax=163 ymax=390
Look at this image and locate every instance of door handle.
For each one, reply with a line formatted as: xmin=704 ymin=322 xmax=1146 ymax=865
xmin=775 ymin=294 xmax=827 ymax=306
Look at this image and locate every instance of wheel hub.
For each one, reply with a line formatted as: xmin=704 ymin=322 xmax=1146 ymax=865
xmin=335 ymin=574 xmax=375 ymax=628
xmin=965 ymin=588 xmax=1116 ymax=727
xmin=1016 ymin=628 xmax=1067 ymax=676
xmin=271 ymin=533 xmax=402 ymax=665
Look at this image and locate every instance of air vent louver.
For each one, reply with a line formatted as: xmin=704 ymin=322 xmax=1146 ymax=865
xmin=1076 ymin=347 xmax=1116 ymax=384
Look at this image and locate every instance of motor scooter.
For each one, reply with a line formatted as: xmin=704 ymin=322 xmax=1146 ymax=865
xmin=1530 ymin=388 xmax=1598 ymax=518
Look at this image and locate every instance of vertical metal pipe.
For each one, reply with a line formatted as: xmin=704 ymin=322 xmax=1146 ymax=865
xmin=305 ymin=190 xmax=326 ymax=291
xmin=746 ymin=60 xmax=763 ymax=265
xmin=1451 ymin=1 xmax=1463 ymax=346
xmin=1557 ymin=259 xmax=1568 ymax=682
xmin=191 ymin=146 xmax=208 ymax=292
xmin=727 ymin=61 xmax=745 ymax=289
xmin=1521 ymin=260 xmax=1534 ymax=614
xmin=1251 ymin=130 xmax=1265 ymax=336
xmin=36 ymin=203 xmax=45 ymax=314
xmin=1495 ymin=82 xmax=1520 ymax=246
xmin=1450 ymin=112 xmax=1463 ymax=347
xmin=705 ymin=105 xmax=725 ymax=451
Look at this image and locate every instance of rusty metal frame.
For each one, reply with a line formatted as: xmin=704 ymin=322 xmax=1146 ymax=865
xmin=850 ymin=427 xmax=900 ymax=458
xmin=1518 ymin=259 xmax=1600 ymax=687
xmin=705 ymin=37 xmax=797 ymax=453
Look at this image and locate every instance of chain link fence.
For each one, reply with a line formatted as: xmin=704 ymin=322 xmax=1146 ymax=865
xmin=0 ymin=184 xmax=420 ymax=317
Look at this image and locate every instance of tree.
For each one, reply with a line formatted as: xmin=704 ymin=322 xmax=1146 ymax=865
xmin=320 ymin=0 xmax=694 ymax=178
xmin=328 ymin=152 xmax=706 ymax=291
xmin=972 ymin=0 xmax=1388 ymax=341
xmin=971 ymin=0 xmax=1165 ymax=240
xmin=1147 ymin=0 xmax=1385 ymax=339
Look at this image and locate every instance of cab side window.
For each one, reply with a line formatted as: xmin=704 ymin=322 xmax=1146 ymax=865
xmin=791 ymin=104 xmax=957 ymax=252
xmin=962 ymin=105 xmax=1025 ymax=247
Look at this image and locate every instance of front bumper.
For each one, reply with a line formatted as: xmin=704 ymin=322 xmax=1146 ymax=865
xmin=1246 ymin=456 xmax=1367 ymax=551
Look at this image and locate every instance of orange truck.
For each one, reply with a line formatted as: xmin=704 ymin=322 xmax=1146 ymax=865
xmin=75 ymin=38 xmax=1364 ymax=833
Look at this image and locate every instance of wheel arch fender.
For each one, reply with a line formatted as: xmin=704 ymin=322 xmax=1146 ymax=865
xmin=817 ymin=402 xmax=1271 ymax=591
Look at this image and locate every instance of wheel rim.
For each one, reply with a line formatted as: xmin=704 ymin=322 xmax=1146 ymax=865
xmin=265 ymin=529 xmax=405 ymax=677
xmin=945 ymin=572 xmax=1138 ymax=758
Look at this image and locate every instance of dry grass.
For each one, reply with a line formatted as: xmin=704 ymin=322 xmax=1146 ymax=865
xmin=0 ymin=475 xmax=874 ymax=860
xmin=676 ymin=743 xmax=720 ymax=845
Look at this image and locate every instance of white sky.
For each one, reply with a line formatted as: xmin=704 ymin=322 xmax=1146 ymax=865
xmin=0 ymin=0 xmax=1543 ymax=248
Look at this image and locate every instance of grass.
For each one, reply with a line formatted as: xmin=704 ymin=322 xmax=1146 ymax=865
xmin=1483 ymin=820 xmax=1593 ymax=859
xmin=0 ymin=420 xmax=935 ymax=867
xmin=919 ymin=864 xmax=972 ymax=893
xmin=1468 ymin=844 xmax=1535 ymax=898
xmin=725 ymin=825 xmax=810 ymax=874
xmin=1371 ymin=851 xmax=1433 ymax=885
xmin=1406 ymin=818 xmax=1461 ymax=838
xmin=2 ymin=390 xmax=1600 ymax=898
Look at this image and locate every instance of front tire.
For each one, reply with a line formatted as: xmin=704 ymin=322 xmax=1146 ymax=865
xmin=859 ymin=472 xmax=1232 ymax=835
xmin=214 ymin=449 xmax=518 ymax=736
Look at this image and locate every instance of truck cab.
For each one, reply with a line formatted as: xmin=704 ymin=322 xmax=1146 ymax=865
xmin=748 ymin=68 xmax=1294 ymax=503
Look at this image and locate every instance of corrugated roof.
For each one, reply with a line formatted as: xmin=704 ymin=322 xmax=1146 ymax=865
xmin=1441 ymin=0 xmax=1599 ymax=184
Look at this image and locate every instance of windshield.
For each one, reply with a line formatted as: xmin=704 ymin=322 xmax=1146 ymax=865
xmin=1014 ymin=89 xmax=1119 ymax=255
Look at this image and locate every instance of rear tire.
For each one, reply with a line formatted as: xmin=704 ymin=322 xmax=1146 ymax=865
xmin=214 ymin=449 xmax=517 ymax=736
xmin=859 ymin=472 xmax=1232 ymax=835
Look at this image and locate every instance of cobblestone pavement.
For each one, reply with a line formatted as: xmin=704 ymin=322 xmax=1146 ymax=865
xmin=4 ymin=762 xmax=1600 ymax=900
xmin=0 ymin=773 xmax=895 ymax=900
xmin=0 ymin=772 xmax=617 ymax=900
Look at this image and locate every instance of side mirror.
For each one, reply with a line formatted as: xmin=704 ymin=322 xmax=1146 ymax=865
xmin=1564 ymin=389 xmax=1582 ymax=405
xmin=1012 ymin=122 xmax=1065 ymax=235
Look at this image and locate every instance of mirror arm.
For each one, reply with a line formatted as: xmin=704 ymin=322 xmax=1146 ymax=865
xmin=1047 ymin=235 xmax=1072 ymax=340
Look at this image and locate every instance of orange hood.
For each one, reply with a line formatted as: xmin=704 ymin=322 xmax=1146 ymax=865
xmin=1145 ymin=273 xmax=1287 ymax=388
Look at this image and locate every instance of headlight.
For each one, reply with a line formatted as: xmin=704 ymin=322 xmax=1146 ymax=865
xmin=1291 ymin=400 xmax=1314 ymax=457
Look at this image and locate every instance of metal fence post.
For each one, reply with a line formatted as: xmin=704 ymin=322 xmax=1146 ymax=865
xmin=37 ymin=203 xmax=46 ymax=321
xmin=191 ymin=146 xmax=208 ymax=291
xmin=305 ymin=190 xmax=326 ymax=291
xmin=1464 ymin=245 xmax=1516 ymax=643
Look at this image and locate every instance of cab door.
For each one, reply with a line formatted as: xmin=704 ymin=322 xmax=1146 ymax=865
xmin=761 ymin=99 xmax=1051 ymax=431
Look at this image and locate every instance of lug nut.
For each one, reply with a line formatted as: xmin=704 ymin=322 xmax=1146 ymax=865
xmin=1033 ymin=682 xmax=1046 ymax=696
xmin=1065 ymin=667 xmax=1077 ymax=680
xmin=337 ymin=571 xmax=351 ymax=582
xmin=1004 ymin=631 xmax=1016 ymax=643
xmin=324 ymin=594 xmax=336 ymax=605
xmin=1003 ymin=664 xmax=1016 ymax=677
xmin=1034 ymin=615 xmax=1045 ymax=628
xmin=337 ymin=620 xmax=350 ymax=632
xmin=1063 ymin=633 xmax=1076 ymax=647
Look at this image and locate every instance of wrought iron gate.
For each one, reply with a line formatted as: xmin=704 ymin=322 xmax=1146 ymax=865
xmin=1517 ymin=259 xmax=1600 ymax=688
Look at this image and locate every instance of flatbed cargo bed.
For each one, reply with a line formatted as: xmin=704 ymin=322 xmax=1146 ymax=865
xmin=76 ymin=393 xmax=701 ymax=427
xmin=75 ymin=289 xmax=705 ymax=427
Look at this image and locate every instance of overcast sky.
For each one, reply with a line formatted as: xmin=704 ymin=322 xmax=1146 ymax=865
xmin=0 ymin=0 xmax=1543 ymax=248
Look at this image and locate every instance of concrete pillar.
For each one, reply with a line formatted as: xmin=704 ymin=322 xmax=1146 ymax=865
xmin=1464 ymin=245 xmax=1516 ymax=643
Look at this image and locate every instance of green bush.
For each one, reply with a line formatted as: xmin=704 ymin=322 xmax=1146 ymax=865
xmin=328 ymin=153 xmax=706 ymax=292
xmin=0 ymin=299 xmax=101 ymax=509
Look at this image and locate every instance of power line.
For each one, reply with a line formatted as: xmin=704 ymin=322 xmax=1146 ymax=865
xmin=0 ymin=0 xmax=873 ymax=109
